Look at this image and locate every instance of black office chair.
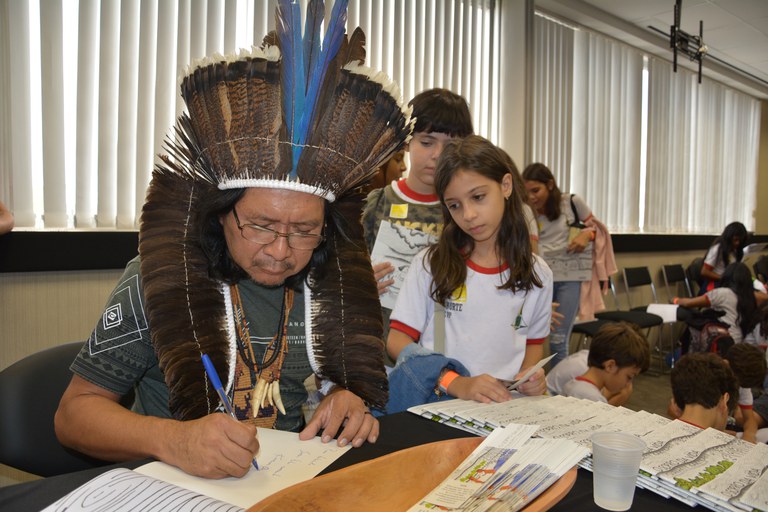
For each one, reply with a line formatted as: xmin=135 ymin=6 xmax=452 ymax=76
xmin=686 ymin=257 xmax=704 ymax=296
xmin=594 ymin=268 xmax=666 ymax=372
xmin=570 ymin=319 xmax=613 ymax=352
xmin=662 ymin=264 xmax=693 ymax=300
xmin=594 ymin=271 xmax=663 ymax=328
xmin=0 ymin=342 xmax=115 ymax=476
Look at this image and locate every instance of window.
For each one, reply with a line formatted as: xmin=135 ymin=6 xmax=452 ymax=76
xmin=0 ymin=0 xmax=498 ymax=229
xmin=531 ymin=13 xmax=761 ymax=234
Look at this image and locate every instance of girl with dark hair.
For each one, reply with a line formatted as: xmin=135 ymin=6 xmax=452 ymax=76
xmin=700 ymin=222 xmax=749 ymax=292
xmin=675 ymin=262 xmax=760 ymax=344
xmin=386 ymin=136 xmax=553 ymax=404
xmin=522 ymin=163 xmax=596 ymax=366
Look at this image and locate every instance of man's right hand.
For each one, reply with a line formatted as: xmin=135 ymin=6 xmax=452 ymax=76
xmin=163 ymin=413 xmax=259 ymax=479
xmin=372 ymin=261 xmax=395 ymax=295
xmin=55 ymin=375 xmax=260 ymax=480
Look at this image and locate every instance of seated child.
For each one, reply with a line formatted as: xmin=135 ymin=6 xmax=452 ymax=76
xmin=560 ymin=322 xmax=650 ymax=404
xmin=669 ymin=352 xmax=738 ymax=431
xmin=752 ymin=393 xmax=768 ymax=443
xmin=724 ymin=343 xmax=767 ymax=443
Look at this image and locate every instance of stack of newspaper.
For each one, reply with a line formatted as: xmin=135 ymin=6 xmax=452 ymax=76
xmin=409 ymin=395 xmax=768 ymax=512
xmin=408 ymin=423 xmax=588 ymax=512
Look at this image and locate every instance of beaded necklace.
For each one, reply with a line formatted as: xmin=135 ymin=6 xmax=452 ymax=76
xmin=230 ymin=284 xmax=293 ymax=428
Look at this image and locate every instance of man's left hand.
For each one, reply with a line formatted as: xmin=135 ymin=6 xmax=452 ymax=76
xmin=299 ymin=389 xmax=379 ymax=448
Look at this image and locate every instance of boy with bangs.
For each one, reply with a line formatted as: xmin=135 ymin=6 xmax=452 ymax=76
xmin=561 ymin=322 xmax=650 ymax=404
xmin=362 ymin=88 xmax=474 ymax=334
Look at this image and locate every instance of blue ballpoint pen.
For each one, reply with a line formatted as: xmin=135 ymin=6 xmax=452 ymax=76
xmin=201 ymin=353 xmax=259 ymax=470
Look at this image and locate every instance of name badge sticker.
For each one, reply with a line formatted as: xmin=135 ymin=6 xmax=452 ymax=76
xmin=389 ymin=203 xmax=408 ymax=219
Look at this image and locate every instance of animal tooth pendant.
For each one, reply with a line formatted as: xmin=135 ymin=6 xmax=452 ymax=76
xmin=252 ymin=378 xmax=267 ymax=417
xmin=273 ymin=380 xmax=286 ymax=414
xmin=264 ymin=381 xmax=273 ymax=408
xmin=251 ymin=377 xmax=285 ymax=416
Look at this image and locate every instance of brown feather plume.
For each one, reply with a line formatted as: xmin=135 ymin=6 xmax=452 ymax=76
xmin=309 ymin=193 xmax=388 ymax=408
xmin=139 ymin=166 xmax=227 ymax=421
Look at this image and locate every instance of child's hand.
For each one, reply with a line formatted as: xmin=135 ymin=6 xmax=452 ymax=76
xmin=372 ymin=261 xmax=395 ymax=295
xmin=566 ymin=231 xmax=591 ymax=253
xmin=515 ymin=368 xmax=546 ymax=396
xmin=448 ymin=374 xmax=512 ymax=403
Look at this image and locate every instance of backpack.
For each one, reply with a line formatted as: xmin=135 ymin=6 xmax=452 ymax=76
xmin=689 ymin=321 xmax=734 ymax=356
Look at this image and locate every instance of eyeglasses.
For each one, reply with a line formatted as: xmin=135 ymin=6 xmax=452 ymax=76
xmin=232 ymin=208 xmax=324 ymax=250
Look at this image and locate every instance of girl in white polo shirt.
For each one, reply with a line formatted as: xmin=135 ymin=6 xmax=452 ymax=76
xmin=387 ymin=135 xmax=553 ymax=403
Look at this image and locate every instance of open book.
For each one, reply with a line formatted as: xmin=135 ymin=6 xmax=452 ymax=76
xmin=43 ymin=428 xmax=350 ymax=511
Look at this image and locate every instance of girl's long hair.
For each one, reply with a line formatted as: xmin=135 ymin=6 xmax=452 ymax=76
xmin=710 ymin=222 xmax=748 ymax=267
xmin=720 ymin=262 xmax=759 ymax=336
xmin=522 ymin=162 xmax=562 ymax=221
xmin=428 ymin=135 xmax=541 ymax=305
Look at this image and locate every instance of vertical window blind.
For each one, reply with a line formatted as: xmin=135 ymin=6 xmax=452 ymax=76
xmin=531 ymin=13 xmax=761 ymax=234
xmin=0 ymin=0 xmax=498 ymax=229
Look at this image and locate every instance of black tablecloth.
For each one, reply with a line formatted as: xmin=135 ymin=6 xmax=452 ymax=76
xmin=0 ymin=412 xmax=687 ymax=511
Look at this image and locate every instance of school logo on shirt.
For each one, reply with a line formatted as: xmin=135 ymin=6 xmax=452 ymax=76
xmin=450 ymin=284 xmax=467 ymax=303
xmin=444 ymin=284 xmax=466 ymax=315
xmin=512 ymin=299 xmax=528 ymax=330
xmin=389 ymin=203 xmax=409 ymax=219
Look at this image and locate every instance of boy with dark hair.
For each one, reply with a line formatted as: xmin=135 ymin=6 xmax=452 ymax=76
xmin=561 ymin=322 xmax=650 ymax=403
xmin=362 ymin=88 xmax=473 ymax=333
xmin=670 ymin=353 xmax=739 ymax=431
xmin=724 ymin=343 xmax=767 ymax=443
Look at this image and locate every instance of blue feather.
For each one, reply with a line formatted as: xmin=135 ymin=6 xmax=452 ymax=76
xmin=278 ymin=0 xmax=349 ymax=174
xmin=303 ymin=0 xmax=324 ymax=86
xmin=277 ymin=0 xmax=307 ymax=172
xmin=301 ymin=0 xmax=347 ymax=142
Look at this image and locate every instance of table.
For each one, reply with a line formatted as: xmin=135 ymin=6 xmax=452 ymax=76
xmin=0 ymin=412 xmax=689 ymax=511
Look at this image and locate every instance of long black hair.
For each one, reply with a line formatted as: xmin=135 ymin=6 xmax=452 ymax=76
xmin=720 ymin=262 xmax=759 ymax=337
xmin=708 ymin=222 xmax=748 ymax=268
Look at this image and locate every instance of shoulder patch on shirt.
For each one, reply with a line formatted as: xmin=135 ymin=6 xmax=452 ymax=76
xmin=90 ymin=273 xmax=149 ymax=355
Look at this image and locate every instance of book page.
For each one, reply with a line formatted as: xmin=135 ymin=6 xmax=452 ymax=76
xmin=370 ymin=220 xmax=436 ymax=309
xmin=541 ymin=246 xmax=592 ymax=281
xmin=43 ymin=468 xmax=244 ymax=512
xmin=44 ymin=428 xmax=350 ymax=511
xmin=135 ymin=428 xmax=350 ymax=508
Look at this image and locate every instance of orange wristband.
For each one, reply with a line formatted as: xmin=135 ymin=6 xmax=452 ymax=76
xmin=438 ymin=370 xmax=460 ymax=394
xmin=673 ymin=297 xmax=679 ymax=305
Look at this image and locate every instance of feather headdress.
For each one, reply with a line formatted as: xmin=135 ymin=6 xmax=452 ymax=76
xmin=176 ymin=0 xmax=412 ymax=200
xmin=139 ymin=0 xmax=411 ymax=420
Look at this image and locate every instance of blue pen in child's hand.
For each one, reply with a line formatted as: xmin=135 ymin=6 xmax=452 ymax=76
xmin=201 ymin=353 xmax=259 ymax=470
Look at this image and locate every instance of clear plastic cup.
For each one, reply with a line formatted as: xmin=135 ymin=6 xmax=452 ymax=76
xmin=590 ymin=432 xmax=646 ymax=511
